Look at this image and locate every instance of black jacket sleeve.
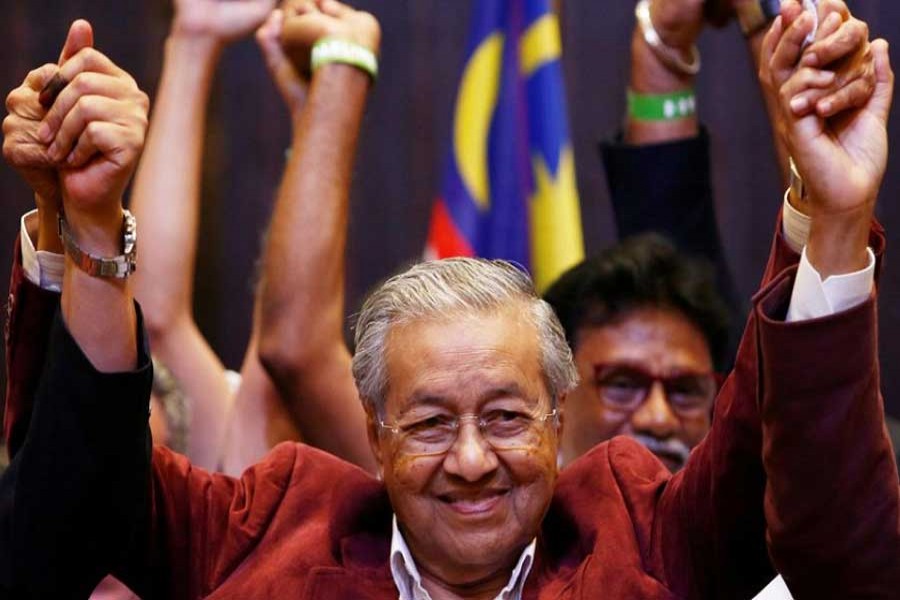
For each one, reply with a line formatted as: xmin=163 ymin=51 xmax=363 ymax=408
xmin=0 ymin=307 xmax=152 ymax=599
xmin=600 ymin=129 xmax=744 ymax=370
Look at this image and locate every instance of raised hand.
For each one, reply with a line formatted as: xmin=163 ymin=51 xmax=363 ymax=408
xmin=173 ymin=0 xmax=277 ymax=44
xmin=771 ymin=0 xmax=876 ymax=120
xmin=280 ymin=0 xmax=381 ymax=77
xmin=2 ymin=21 xmax=94 ymax=210
xmin=648 ymin=0 xmax=705 ymax=50
xmin=35 ymin=30 xmax=149 ymax=220
xmin=763 ymin=3 xmax=893 ymax=275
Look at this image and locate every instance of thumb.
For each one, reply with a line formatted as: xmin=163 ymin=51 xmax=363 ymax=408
xmin=58 ymin=19 xmax=94 ymax=64
xmin=868 ymin=39 xmax=894 ymax=126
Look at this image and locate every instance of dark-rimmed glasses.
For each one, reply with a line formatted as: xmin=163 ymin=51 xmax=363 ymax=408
xmin=594 ymin=363 xmax=719 ymax=414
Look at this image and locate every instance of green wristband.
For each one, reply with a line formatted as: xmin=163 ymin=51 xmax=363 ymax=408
xmin=627 ymin=89 xmax=696 ymax=122
xmin=311 ymin=37 xmax=379 ymax=81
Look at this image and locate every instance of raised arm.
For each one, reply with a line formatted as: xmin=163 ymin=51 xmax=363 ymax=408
xmin=647 ymin=4 xmax=896 ymax=596
xmin=756 ymin=4 xmax=898 ymax=592
xmin=1 ymin=20 xmax=153 ymax=596
xmin=256 ymin=0 xmax=376 ymax=472
xmin=130 ymin=0 xmax=276 ymax=469
xmin=750 ymin=0 xmax=877 ymax=186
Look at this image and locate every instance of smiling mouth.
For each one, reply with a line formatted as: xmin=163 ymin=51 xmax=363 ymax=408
xmin=438 ymin=490 xmax=510 ymax=516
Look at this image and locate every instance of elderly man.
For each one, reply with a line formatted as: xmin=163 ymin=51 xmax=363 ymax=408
xmin=1 ymin=3 xmax=898 ymax=600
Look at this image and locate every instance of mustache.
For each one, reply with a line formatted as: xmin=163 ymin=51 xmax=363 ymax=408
xmin=631 ymin=434 xmax=691 ymax=468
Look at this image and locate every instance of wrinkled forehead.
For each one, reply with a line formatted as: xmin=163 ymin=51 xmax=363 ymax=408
xmin=382 ymin=307 xmax=548 ymax=414
xmin=574 ymin=306 xmax=714 ymax=373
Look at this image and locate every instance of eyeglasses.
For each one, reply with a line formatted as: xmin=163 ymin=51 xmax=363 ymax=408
xmin=593 ymin=363 xmax=719 ymax=414
xmin=378 ymin=407 xmax=559 ymax=457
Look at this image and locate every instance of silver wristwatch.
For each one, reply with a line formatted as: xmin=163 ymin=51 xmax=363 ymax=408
xmin=58 ymin=209 xmax=137 ymax=278
xmin=789 ymin=157 xmax=807 ymax=203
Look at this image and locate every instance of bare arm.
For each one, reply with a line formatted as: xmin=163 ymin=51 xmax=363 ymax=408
xmin=625 ymin=0 xmax=701 ymax=144
xmin=257 ymin=1 xmax=377 ymax=472
xmin=130 ymin=0 xmax=274 ymax=469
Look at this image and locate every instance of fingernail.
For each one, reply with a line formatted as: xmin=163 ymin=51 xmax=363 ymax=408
xmin=66 ymin=151 xmax=76 ymax=165
xmin=47 ymin=142 xmax=59 ymax=160
xmin=818 ymin=99 xmax=833 ymax=115
xmin=802 ymin=52 xmax=818 ymax=67
xmin=790 ymin=96 xmax=809 ymax=113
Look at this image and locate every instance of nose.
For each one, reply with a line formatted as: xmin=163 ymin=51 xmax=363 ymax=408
xmin=442 ymin=419 xmax=499 ymax=482
xmin=630 ymin=381 xmax=679 ymax=439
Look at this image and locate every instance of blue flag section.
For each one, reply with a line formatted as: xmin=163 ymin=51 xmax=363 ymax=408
xmin=425 ymin=0 xmax=584 ymax=291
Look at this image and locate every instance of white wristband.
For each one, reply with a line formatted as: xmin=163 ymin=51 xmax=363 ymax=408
xmin=311 ymin=37 xmax=378 ymax=81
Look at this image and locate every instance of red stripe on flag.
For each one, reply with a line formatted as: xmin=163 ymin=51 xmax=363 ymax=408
xmin=425 ymin=198 xmax=475 ymax=259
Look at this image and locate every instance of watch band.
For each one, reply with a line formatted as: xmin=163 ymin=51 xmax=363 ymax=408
xmin=58 ymin=210 xmax=137 ymax=278
xmin=789 ymin=157 xmax=807 ymax=203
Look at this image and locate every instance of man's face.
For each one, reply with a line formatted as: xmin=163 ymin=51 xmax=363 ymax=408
xmin=369 ymin=307 xmax=559 ymax=586
xmin=559 ymin=307 xmax=715 ymax=471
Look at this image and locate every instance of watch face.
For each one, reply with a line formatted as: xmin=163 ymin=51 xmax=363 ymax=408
xmin=704 ymin=0 xmax=736 ymax=28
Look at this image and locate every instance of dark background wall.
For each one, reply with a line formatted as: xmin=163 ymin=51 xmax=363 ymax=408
xmin=0 ymin=1 xmax=897 ymax=417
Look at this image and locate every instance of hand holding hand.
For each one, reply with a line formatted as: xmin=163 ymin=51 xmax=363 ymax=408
xmin=280 ymin=0 xmax=381 ymax=77
xmin=173 ymin=0 xmax=277 ymax=44
xmin=762 ymin=4 xmax=893 ymax=275
xmin=257 ymin=9 xmax=308 ymax=118
xmin=2 ymin=21 xmax=94 ymax=211
xmin=19 ymin=20 xmax=150 ymax=251
xmin=769 ymin=0 xmax=876 ymax=120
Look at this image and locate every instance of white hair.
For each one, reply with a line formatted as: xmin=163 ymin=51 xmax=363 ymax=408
xmin=351 ymin=258 xmax=578 ymax=415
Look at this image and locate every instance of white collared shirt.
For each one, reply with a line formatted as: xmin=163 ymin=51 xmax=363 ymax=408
xmin=390 ymin=517 xmax=536 ymax=600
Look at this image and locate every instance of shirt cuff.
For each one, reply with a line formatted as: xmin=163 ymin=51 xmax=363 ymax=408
xmin=781 ymin=192 xmax=811 ymax=254
xmin=20 ymin=210 xmax=64 ymax=293
xmin=786 ymin=246 xmax=875 ymax=322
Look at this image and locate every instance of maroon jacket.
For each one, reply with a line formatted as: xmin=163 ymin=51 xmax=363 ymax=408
xmin=3 ymin=220 xmax=898 ymax=599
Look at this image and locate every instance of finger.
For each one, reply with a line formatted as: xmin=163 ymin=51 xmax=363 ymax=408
xmin=813 ymin=11 xmax=843 ymax=43
xmin=780 ymin=0 xmax=805 ymax=28
xmin=63 ymin=121 xmax=143 ymax=170
xmin=317 ymin=0 xmax=350 ymax=18
xmin=282 ymin=0 xmax=317 ymax=17
xmin=6 ymin=86 xmax=45 ymax=120
xmin=814 ymin=76 xmax=875 ymax=117
xmin=220 ymin=0 xmax=278 ymax=29
xmin=58 ymin=19 xmax=94 ymax=64
xmin=57 ymin=47 xmax=127 ymax=84
xmin=781 ymin=68 xmax=837 ymax=113
xmin=39 ymin=72 xmax=135 ymax=143
xmin=770 ymin=11 xmax=818 ymax=85
xmin=867 ymin=39 xmax=894 ymax=126
xmin=760 ymin=15 xmax=783 ymax=78
xmin=802 ymin=18 xmax=869 ymax=68
xmin=258 ymin=10 xmax=308 ymax=108
xmin=816 ymin=0 xmax=850 ymax=25
xmin=47 ymin=95 xmax=127 ymax=162
xmin=2 ymin=114 xmax=54 ymax=169
xmin=24 ymin=64 xmax=59 ymax=92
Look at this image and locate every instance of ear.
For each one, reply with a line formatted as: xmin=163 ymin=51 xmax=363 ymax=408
xmin=59 ymin=19 xmax=94 ymax=64
xmin=554 ymin=393 xmax=566 ymax=438
xmin=364 ymin=403 xmax=385 ymax=477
